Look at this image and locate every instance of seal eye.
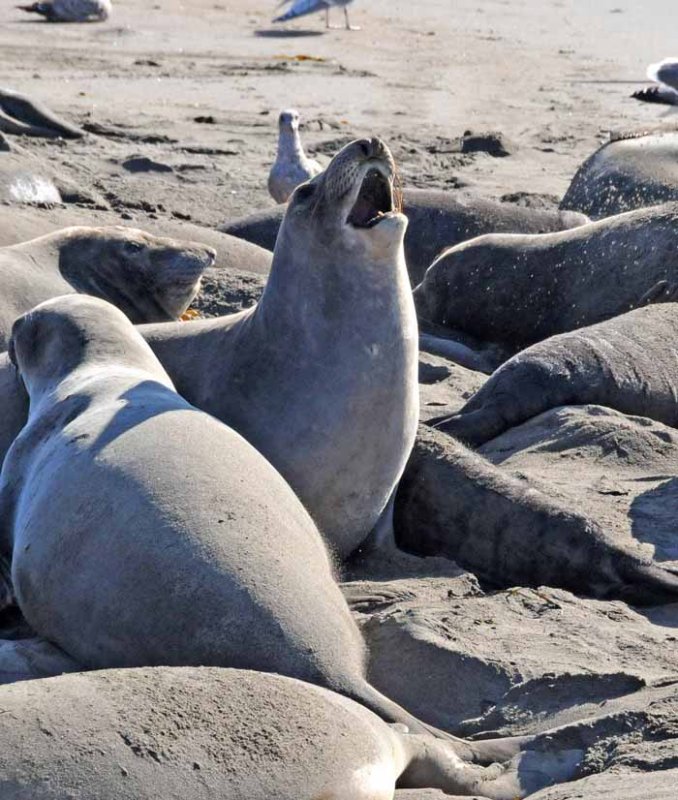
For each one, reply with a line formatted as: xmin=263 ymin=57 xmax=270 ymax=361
xmin=347 ymin=168 xmax=393 ymax=229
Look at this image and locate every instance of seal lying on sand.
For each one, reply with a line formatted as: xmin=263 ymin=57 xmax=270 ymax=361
xmin=394 ymin=425 xmax=678 ymax=604
xmin=0 ymin=226 xmax=214 ymax=349
xmin=433 ymin=304 xmax=678 ymax=446
xmin=414 ymin=203 xmax=678 ymax=352
xmin=221 ymin=187 xmax=588 ymax=285
xmin=268 ymin=109 xmax=322 ymax=203
xmin=16 ymin=0 xmax=111 ymax=22
xmin=0 ymin=295 xmax=528 ymax=777
xmin=560 ymin=130 xmax=678 ymax=219
xmin=0 ymin=667 xmax=572 ymax=800
xmin=0 ymin=87 xmax=84 ymax=138
xmin=145 ymin=137 xmax=419 ymax=558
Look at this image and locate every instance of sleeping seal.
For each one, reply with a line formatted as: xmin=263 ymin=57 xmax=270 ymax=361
xmin=414 ymin=203 xmax=678 ymax=352
xmin=0 ymin=226 xmax=215 ymax=349
xmin=561 ymin=130 xmax=678 ymax=219
xmin=0 ymin=87 xmax=84 ymax=138
xmin=0 ymin=294 xmax=528 ymax=778
xmin=0 ymin=666 xmax=574 ymax=800
xmin=394 ymin=424 xmax=678 ymax=605
xmin=433 ymin=303 xmax=678 ymax=446
xmin=144 ymin=137 xmax=419 ymax=558
xmin=221 ymin=187 xmax=588 ymax=285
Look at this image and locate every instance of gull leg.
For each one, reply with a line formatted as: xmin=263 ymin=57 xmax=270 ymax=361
xmin=345 ymin=6 xmax=361 ymax=30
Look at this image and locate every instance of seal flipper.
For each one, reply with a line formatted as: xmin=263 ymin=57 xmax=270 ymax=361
xmin=0 ymin=88 xmax=84 ymax=138
xmin=347 ymin=679 xmax=529 ymax=766
xmin=617 ymin=560 xmax=678 ymax=606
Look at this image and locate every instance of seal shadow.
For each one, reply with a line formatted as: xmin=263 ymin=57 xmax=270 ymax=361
xmin=630 ymin=477 xmax=678 ymax=566
xmin=89 ymin=380 xmax=183 ymax=456
xmin=254 ymin=29 xmax=325 ymax=38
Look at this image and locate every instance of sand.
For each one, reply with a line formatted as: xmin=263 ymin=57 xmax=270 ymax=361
xmin=1 ymin=1 xmax=678 ymax=798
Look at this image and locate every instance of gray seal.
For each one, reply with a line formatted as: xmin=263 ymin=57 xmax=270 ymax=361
xmin=0 ymin=226 xmax=215 ymax=349
xmin=560 ymin=129 xmax=678 ymax=219
xmin=0 ymin=294 xmax=523 ymax=774
xmin=414 ymin=203 xmax=678 ymax=352
xmin=433 ymin=303 xmax=678 ymax=446
xmin=0 ymin=87 xmax=85 ymax=138
xmin=221 ymin=187 xmax=588 ymax=285
xmin=394 ymin=424 xmax=678 ymax=605
xmin=0 ymin=666 xmax=569 ymax=800
xmin=145 ymin=137 xmax=420 ymax=559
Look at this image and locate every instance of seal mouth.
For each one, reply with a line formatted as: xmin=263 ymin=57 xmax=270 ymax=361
xmin=347 ymin=168 xmax=395 ymax=229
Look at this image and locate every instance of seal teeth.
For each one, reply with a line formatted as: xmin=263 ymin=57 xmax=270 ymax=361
xmin=347 ymin=168 xmax=394 ymax=229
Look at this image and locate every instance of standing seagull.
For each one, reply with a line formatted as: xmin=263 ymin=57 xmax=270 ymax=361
xmin=632 ymin=58 xmax=678 ymax=106
xmin=16 ymin=0 xmax=111 ymax=22
xmin=273 ymin=0 xmax=359 ymax=30
xmin=268 ymin=109 xmax=323 ymax=203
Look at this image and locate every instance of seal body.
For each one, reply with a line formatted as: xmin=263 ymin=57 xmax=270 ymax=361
xmin=146 ymin=138 xmax=419 ymax=558
xmin=0 ymin=296 xmax=367 ymax=698
xmin=0 ymin=666 xmax=538 ymax=800
xmin=0 ymin=226 xmax=214 ymax=349
xmin=268 ymin=109 xmax=322 ymax=203
xmin=414 ymin=203 xmax=678 ymax=351
xmin=221 ymin=188 xmax=588 ymax=285
xmin=561 ymin=131 xmax=678 ymax=219
xmin=434 ymin=304 xmax=678 ymax=446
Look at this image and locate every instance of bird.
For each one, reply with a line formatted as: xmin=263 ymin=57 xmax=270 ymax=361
xmin=16 ymin=0 xmax=111 ymax=22
xmin=273 ymin=0 xmax=359 ymax=31
xmin=268 ymin=109 xmax=323 ymax=204
xmin=632 ymin=58 xmax=678 ymax=107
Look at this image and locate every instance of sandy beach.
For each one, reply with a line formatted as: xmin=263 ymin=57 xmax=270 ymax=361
xmin=1 ymin=1 xmax=678 ymax=798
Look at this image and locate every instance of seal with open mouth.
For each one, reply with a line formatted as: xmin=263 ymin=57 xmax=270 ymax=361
xmin=143 ymin=137 xmax=419 ymax=558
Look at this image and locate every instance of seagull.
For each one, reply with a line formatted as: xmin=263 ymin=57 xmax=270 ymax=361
xmin=268 ymin=109 xmax=323 ymax=204
xmin=273 ymin=0 xmax=359 ymax=31
xmin=16 ymin=0 xmax=111 ymax=22
xmin=632 ymin=58 xmax=678 ymax=107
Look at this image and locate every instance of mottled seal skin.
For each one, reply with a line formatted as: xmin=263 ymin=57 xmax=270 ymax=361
xmin=0 ymin=295 xmax=528 ymax=775
xmin=434 ymin=304 xmax=678 ymax=446
xmin=394 ymin=425 xmax=678 ymax=605
xmin=561 ymin=130 xmax=678 ymax=219
xmin=0 ymin=226 xmax=214 ymax=349
xmin=0 ymin=666 xmax=563 ymax=800
xmin=220 ymin=187 xmax=588 ymax=285
xmin=146 ymin=137 xmax=419 ymax=559
xmin=414 ymin=203 xmax=678 ymax=351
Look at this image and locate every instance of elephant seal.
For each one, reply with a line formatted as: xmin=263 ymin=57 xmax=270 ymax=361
xmin=146 ymin=137 xmax=419 ymax=558
xmin=221 ymin=187 xmax=589 ymax=285
xmin=414 ymin=203 xmax=678 ymax=352
xmin=560 ymin=130 xmax=678 ymax=219
xmin=0 ymin=87 xmax=84 ymax=138
xmin=0 ymin=667 xmax=567 ymax=800
xmin=16 ymin=0 xmax=111 ymax=23
xmin=434 ymin=303 xmax=678 ymax=446
xmin=268 ymin=109 xmax=322 ymax=203
xmin=394 ymin=424 xmax=678 ymax=604
xmin=0 ymin=226 xmax=215 ymax=349
xmin=0 ymin=294 xmax=524 ymax=773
